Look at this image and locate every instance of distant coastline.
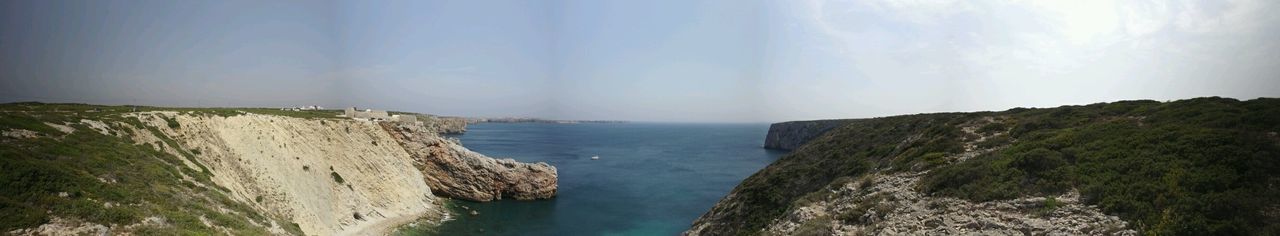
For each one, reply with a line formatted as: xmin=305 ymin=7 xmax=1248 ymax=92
xmin=465 ymin=117 xmax=628 ymax=124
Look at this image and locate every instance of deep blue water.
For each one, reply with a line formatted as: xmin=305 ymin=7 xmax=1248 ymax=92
xmin=407 ymin=122 xmax=785 ymax=236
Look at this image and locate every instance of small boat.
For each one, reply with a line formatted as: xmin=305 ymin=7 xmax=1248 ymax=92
xmin=591 ymin=156 xmax=600 ymax=160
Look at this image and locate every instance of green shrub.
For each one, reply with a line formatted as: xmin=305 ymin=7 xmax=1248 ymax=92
xmin=977 ymin=122 xmax=1008 ymax=135
xmin=975 ymin=135 xmax=1012 ymax=149
xmin=0 ymin=105 xmax=299 ymax=234
xmin=700 ymin=113 xmax=968 ymax=234
xmin=162 ymin=116 xmax=180 ymax=129
xmin=331 ymin=172 xmax=345 ymax=184
xmin=792 ymin=216 xmax=833 ymax=235
xmin=919 ymin=152 xmax=948 ymax=169
xmin=285 ymin=222 xmax=304 ymax=235
xmin=1039 ymin=197 xmax=1060 ymax=216
xmin=0 ymin=114 xmax=59 ymax=134
xmin=706 ymin=97 xmax=1280 ymax=235
xmin=922 ymin=97 xmax=1280 ymax=235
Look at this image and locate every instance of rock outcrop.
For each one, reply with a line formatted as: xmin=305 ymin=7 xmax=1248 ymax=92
xmin=1 ymin=104 xmax=559 ymax=235
xmin=133 ymin=112 xmax=442 ymax=235
xmin=756 ymin=172 xmax=1135 ymax=235
xmin=691 ymin=97 xmax=1280 ymax=235
xmin=763 ymin=119 xmax=853 ymax=150
xmin=690 ymin=114 xmax=1134 ymax=235
xmin=381 ymin=122 xmax=557 ymax=202
xmin=418 ymin=115 xmax=467 ymax=134
xmin=690 ymin=115 xmax=983 ymax=235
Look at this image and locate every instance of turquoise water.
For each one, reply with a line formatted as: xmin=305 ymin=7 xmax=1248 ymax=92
xmin=410 ymin=123 xmax=785 ymax=235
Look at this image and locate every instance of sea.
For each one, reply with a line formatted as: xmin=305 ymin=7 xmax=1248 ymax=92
xmin=401 ymin=122 xmax=786 ymax=235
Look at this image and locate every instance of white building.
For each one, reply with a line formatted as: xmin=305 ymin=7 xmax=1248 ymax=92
xmin=282 ymin=105 xmax=324 ymax=111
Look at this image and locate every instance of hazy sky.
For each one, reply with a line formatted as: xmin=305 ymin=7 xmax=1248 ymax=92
xmin=2 ymin=0 xmax=1278 ymax=122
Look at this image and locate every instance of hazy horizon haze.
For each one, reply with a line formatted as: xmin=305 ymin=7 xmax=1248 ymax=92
xmin=3 ymin=0 xmax=1278 ymax=122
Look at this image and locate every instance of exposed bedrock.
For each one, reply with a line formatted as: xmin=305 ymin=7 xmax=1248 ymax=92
xmin=134 ymin=112 xmax=440 ymax=235
xmin=763 ymin=119 xmax=854 ymax=150
xmin=419 ymin=115 xmax=467 ymax=134
xmin=381 ymin=122 xmax=558 ymax=202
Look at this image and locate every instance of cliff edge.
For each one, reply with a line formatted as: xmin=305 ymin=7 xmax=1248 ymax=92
xmin=143 ymin=112 xmax=441 ymax=235
xmin=381 ymin=122 xmax=557 ymax=201
xmin=763 ymin=119 xmax=853 ymax=150
xmin=690 ymin=97 xmax=1280 ymax=235
xmin=0 ymin=104 xmax=557 ymax=236
xmin=414 ymin=114 xmax=467 ymax=134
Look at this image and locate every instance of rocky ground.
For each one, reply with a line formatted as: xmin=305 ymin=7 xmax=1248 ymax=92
xmin=763 ymin=119 xmax=853 ymax=150
xmin=3 ymin=106 xmax=555 ymax=236
xmin=381 ymin=122 xmax=557 ymax=201
xmin=689 ymin=115 xmax=1141 ymax=236
xmin=415 ymin=115 xmax=467 ymax=134
xmin=131 ymin=112 xmax=443 ymax=235
xmin=760 ymin=116 xmax=1134 ymax=235
xmin=762 ymin=172 xmax=1136 ymax=235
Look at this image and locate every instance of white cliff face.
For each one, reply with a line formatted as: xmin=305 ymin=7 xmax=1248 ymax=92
xmin=763 ymin=120 xmax=853 ymax=150
xmin=133 ymin=112 xmax=441 ymax=235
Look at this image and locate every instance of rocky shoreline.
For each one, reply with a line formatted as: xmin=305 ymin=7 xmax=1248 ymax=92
xmin=1 ymin=105 xmax=557 ymax=236
xmin=381 ymin=122 xmax=558 ymax=202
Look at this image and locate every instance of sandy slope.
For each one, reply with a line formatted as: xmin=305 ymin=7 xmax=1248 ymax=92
xmin=134 ymin=112 xmax=441 ymax=235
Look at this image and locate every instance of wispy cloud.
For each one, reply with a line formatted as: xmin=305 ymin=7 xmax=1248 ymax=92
xmin=761 ymin=0 xmax=1280 ymax=120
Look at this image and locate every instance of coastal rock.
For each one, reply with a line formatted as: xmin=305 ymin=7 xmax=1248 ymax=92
xmin=756 ymin=172 xmax=1136 ymax=236
xmin=692 ymin=98 xmax=1280 ymax=235
xmin=689 ymin=113 xmax=1140 ymax=236
xmin=2 ymin=105 xmax=537 ymax=235
xmin=382 ymin=122 xmax=558 ymax=201
xmin=763 ymin=119 xmax=853 ymax=150
xmin=132 ymin=112 xmax=443 ymax=235
xmin=419 ymin=115 xmax=467 ymax=134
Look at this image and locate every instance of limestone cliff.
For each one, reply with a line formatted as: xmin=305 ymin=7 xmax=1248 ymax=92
xmin=1 ymin=104 xmax=558 ymax=236
xmin=381 ymin=122 xmax=557 ymax=201
xmin=414 ymin=114 xmax=467 ymax=134
xmin=763 ymin=119 xmax=852 ymax=150
xmin=132 ymin=112 xmax=441 ymax=235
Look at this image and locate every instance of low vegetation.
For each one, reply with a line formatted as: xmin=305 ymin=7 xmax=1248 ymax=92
xmin=331 ymin=172 xmax=346 ymax=184
xmin=921 ymin=97 xmax=1280 ymax=235
xmin=0 ymin=102 xmax=304 ymax=235
xmin=706 ymin=97 xmax=1279 ymax=235
xmin=714 ymin=112 xmax=971 ymax=234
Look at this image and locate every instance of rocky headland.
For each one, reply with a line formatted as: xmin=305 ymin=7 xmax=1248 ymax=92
xmin=763 ymin=119 xmax=853 ymax=150
xmin=414 ymin=114 xmax=467 ymax=134
xmin=690 ymin=97 xmax=1280 ymax=235
xmin=381 ymin=122 xmax=557 ymax=201
xmin=0 ymin=104 xmax=556 ymax=236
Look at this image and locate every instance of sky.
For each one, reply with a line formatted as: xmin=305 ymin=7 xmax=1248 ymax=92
xmin=2 ymin=0 xmax=1278 ymax=122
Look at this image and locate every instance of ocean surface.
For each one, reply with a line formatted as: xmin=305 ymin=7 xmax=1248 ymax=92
xmin=403 ymin=122 xmax=786 ymax=236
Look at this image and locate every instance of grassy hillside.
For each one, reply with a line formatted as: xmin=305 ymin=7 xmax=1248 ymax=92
xmin=0 ymin=103 xmax=307 ymax=235
xmin=697 ymin=97 xmax=1279 ymax=235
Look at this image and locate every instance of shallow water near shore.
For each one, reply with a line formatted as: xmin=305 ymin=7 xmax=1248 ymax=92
xmin=402 ymin=122 xmax=785 ymax=235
